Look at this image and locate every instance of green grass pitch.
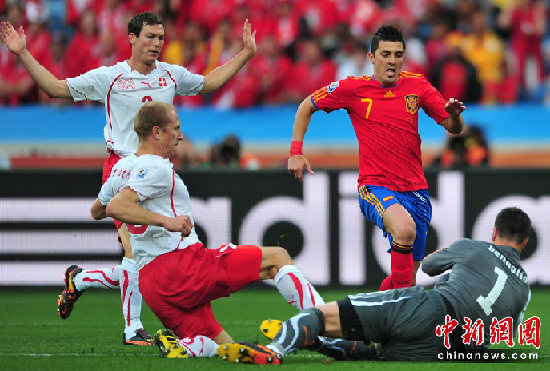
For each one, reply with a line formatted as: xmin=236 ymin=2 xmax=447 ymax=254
xmin=1 ymin=287 xmax=548 ymax=370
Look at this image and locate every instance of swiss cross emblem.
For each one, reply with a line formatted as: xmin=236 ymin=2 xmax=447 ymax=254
xmin=159 ymin=77 xmax=167 ymax=87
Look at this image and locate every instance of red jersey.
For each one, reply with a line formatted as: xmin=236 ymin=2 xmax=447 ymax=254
xmin=311 ymin=71 xmax=448 ymax=192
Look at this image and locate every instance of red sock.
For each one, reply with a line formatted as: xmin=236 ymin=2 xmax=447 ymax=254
xmin=379 ymin=275 xmax=394 ymax=291
xmin=390 ymin=241 xmax=413 ymax=288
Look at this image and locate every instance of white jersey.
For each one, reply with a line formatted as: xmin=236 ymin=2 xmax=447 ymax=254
xmin=97 ymin=154 xmax=137 ymax=206
xmin=126 ymin=154 xmax=200 ymax=270
xmin=67 ymin=60 xmax=204 ymax=157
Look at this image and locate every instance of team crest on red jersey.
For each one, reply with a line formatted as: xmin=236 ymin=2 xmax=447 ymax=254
xmin=116 ymin=78 xmax=135 ymax=91
xmin=404 ymin=94 xmax=419 ymax=114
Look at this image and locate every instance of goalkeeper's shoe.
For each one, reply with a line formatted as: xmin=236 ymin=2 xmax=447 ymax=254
xmin=217 ymin=342 xmax=283 ymax=365
xmin=124 ymin=328 xmax=154 ymax=346
xmin=260 ymin=319 xmax=283 ymax=340
xmin=260 ymin=319 xmax=320 ymax=349
xmin=57 ymin=265 xmax=83 ymax=319
xmin=153 ymin=329 xmax=187 ymax=357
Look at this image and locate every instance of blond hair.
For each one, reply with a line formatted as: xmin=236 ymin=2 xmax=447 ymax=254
xmin=134 ymin=102 xmax=176 ymax=140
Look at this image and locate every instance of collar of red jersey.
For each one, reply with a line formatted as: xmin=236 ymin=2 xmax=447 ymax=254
xmin=371 ymin=75 xmax=398 ymax=89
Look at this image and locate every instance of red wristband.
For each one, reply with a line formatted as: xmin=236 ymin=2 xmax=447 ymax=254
xmin=290 ymin=140 xmax=303 ymax=156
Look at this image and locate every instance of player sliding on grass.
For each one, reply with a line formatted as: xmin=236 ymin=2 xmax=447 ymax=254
xmin=91 ymin=102 xmax=325 ymax=359
xmin=219 ymin=207 xmax=532 ymax=363
xmin=0 ymin=11 xmax=257 ymax=345
xmin=287 ymin=24 xmax=465 ymax=290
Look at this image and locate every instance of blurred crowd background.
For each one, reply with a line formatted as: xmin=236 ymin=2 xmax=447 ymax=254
xmin=1 ymin=0 xmax=549 ymax=108
xmin=1 ymin=0 xmax=549 ymax=171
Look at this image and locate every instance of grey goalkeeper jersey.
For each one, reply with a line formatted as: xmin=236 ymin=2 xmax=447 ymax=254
xmin=422 ymin=238 xmax=530 ymax=348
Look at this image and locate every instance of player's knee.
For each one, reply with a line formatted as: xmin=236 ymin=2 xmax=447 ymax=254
xmin=271 ymin=246 xmax=293 ymax=267
xmin=392 ymin=222 xmax=416 ymax=245
xmin=303 ymin=307 xmax=326 ymax=328
xmin=260 ymin=247 xmax=293 ymax=279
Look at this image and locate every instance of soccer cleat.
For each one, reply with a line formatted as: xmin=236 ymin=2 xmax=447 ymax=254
xmin=124 ymin=328 xmax=154 ymax=346
xmin=57 ymin=265 xmax=83 ymax=319
xmin=260 ymin=319 xmax=283 ymax=340
xmin=153 ymin=329 xmax=187 ymax=356
xmin=260 ymin=319 xmax=320 ymax=349
xmin=217 ymin=342 xmax=283 ymax=365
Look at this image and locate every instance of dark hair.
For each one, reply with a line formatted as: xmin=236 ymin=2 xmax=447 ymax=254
xmin=371 ymin=25 xmax=406 ymax=53
xmin=495 ymin=207 xmax=532 ymax=244
xmin=128 ymin=12 xmax=163 ymax=36
xmin=134 ymin=102 xmax=175 ymax=140
xmin=219 ymin=135 xmax=241 ymax=163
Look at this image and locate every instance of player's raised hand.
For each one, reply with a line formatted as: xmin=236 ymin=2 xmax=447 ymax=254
xmin=444 ymin=97 xmax=466 ymax=117
xmin=0 ymin=22 xmax=27 ymax=56
xmin=242 ymin=18 xmax=256 ymax=58
xmin=164 ymin=215 xmax=193 ymax=236
xmin=288 ymin=155 xmax=314 ymax=183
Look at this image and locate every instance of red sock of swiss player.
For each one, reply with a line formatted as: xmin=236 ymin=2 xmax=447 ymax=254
xmin=379 ymin=275 xmax=394 ymax=291
xmin=389 ymin=241 xmax=413 ymax=289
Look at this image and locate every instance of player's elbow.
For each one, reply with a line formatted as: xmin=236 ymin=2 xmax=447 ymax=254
xmin=46 ymin=80 xmax=71 ymax=98
xmin=199 ymin=75 xmax=217 ymax=94
xmin=90 ymin=209 xmax=104 ymax=220
xmin=46 ymin=91 xmax=64 ymax=98
xmin=90 ymin=199 xmax=107 ymax=220
xmin=90 ymin=206 xmax=106 ymax=220
xmin=43 ymin=87 xmax=58 ymax=98
xmin=294 ymin=97 xmax=315 ymax=121
xmin=105 ymin=199 xmax=120 ymax=219
xmin=298 ymin=96 xmax=315 ymax=114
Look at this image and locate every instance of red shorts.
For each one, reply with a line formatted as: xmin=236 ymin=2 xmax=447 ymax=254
xmin=102 ymin=153 xmax=123 ymax=230
xmin=138 ymin=243 xmax=262 ymax=339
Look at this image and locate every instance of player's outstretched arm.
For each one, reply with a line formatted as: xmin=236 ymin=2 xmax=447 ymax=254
xmin=440 ymin=98 xmax=465 ymax=134
xmin=288 ymin=97 xmax=317 ymax=183
xmin=199 ymin=18 xmax=256 ymax=94
xmin=106 ymin=188 xmax=193 ymax=236
xmin=0 ymin=21 xmax=70 ymax=98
